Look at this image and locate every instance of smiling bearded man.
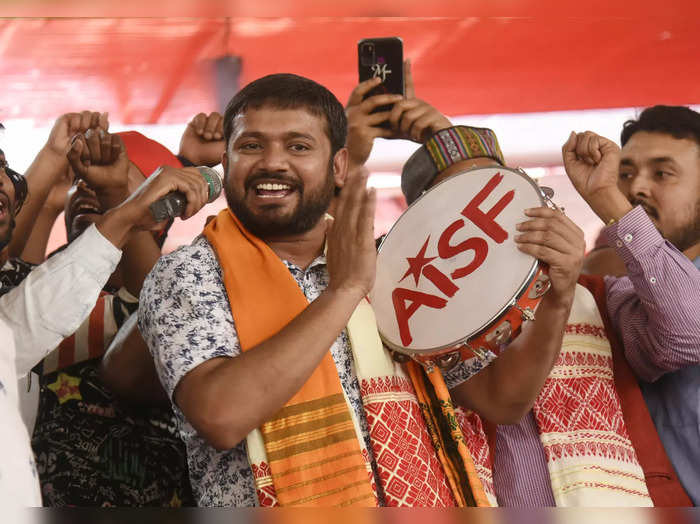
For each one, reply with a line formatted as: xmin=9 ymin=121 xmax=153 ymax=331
xmin=223 ymin=112 xmax=336 ymax=239
xmin=139 ymin=73 xmax=494 ymax=508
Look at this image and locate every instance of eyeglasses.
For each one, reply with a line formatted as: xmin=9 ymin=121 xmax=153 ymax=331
xmin=0 ymin=158 xmax=28 ymax=213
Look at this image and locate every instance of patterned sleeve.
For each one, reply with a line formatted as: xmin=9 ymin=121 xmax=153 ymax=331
xmin=138 ymin=236 xmax=241 ymax=399
xmin=604 ymin=206 xmax=700 ymax=382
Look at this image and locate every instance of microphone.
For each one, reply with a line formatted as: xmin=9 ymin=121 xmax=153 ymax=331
xmin=149 ymin=165 xmax=223 ymax=221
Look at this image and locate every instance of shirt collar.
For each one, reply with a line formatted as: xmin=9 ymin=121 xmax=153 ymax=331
xmin=283 ymin=254 xmax=327 ymax=273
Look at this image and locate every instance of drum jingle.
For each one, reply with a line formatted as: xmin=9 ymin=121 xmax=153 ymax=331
xmin=370 ymin=165 xmax=559 ymax=371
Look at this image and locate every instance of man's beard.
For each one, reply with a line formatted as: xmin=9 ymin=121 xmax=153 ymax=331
xmin=67 ymin=216 xmax=94 ymax=244
xmin=225 ymin=164 xmax=335 ymax=238
xmin=666 ymin=201 xmax=700 ymax=252
xmin=0 ymin=218 xmax=15 ymax=252
xmin=635 ymin=198 xmax=700 ymax=252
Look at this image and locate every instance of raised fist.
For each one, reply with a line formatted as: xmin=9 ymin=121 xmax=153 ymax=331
xmin=562 ymin=131 xmax=632 ymax=223
xmin=46 ymin=111 xmax=109 ymax=160
xmin=67 ymin=129 xmax=129 ymax=208
xmin=179 ymin=112 xmax=225 ymax=167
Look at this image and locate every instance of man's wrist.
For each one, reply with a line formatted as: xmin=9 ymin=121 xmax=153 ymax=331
xmin=347 ymin=159 xmax=368 ymax=174
xmin=176 ymin=154 xmax=196 ymax=168
xmin=424 ymin=118 xmax=453 ymax=143
xmin=591 ymin=188 xmax=634 ymax=225
xmin=324 ymin=284 xmax=369 ymax=306
xmin=541 ymin=287 xmax=576 ymax=315
xmin=96 ymin=186 xmax=129 ymax=211
xmin=95 ymin=204 xmax=137 ymax=249
xmin=178 ymin=150 xmax=199 ymax=166
xmin=28 ymin=148 xmax=69 ymax=185
xmin=39 ymin=144 xmax=70 ymax=166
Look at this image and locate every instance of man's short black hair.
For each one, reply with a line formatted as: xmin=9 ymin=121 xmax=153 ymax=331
xmin=223 ymin=73 xmax=347 ymax=156
xmin=621 ymin=105 xmax=700 ymax=149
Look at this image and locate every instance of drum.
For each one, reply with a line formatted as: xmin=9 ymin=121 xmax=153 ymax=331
xmin=370 ymin=166 xmax=555 ymax=370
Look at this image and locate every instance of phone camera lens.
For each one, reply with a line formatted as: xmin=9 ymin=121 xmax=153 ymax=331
xmin=360 ymin=42 xmax=376 ymax=66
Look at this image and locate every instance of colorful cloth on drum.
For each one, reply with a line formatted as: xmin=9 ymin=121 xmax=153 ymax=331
xmin=425 ymin=126 xmax=504 ymax=173
xmin=401 ymin=126 xmax=506 ymax=204
xmin=203 ymin=209 xmax=488 ymax=507
xmin=456 ymin=283 xmax=654 ymax=506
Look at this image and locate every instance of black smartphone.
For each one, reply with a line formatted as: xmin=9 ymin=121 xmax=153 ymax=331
xmin=358 ymin=37 xmax=404 ymax=127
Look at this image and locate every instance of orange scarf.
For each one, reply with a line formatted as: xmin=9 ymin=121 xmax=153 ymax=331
xmin=205 ymin=209 xmax=375 ymax=507
xmin=406 ymin=362 xmax=491 ymax=507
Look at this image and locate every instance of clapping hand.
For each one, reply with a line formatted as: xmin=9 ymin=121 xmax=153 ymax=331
xmin=325 ymin=167 xmax=377 ymax=300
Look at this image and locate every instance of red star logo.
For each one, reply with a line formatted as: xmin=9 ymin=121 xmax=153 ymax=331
xmin=399 ymin=236 xmax=436 ymax=286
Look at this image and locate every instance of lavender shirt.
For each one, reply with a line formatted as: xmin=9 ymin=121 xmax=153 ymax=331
xmin=492 ymin=206 xmax=700 ymax=506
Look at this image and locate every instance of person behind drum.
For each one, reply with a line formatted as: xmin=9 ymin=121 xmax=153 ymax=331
xmin=348 ymin=64 xmax=584 ymax=421
xmin=562 ymin=105 xmax=700 ymax=505
xmin=346 ymin=64 xmax=627 ymax=502
xmin=347 ymin=68 xmax=690 ymax=506
xmin=403 ymin=128 xmax=688 ymax=507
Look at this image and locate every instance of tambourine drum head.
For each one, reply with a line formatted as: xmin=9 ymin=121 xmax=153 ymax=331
xmin=370 ymin=166 xmax=544 ymax=354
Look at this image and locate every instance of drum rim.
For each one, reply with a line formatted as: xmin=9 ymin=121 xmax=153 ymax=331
xmin=374 ymin=165 xmax=546 ymax=356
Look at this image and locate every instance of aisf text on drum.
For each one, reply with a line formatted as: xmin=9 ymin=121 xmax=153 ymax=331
xmin=392 ymin=171 xmax=515 ymax=347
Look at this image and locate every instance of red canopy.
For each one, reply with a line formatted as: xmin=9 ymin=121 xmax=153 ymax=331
xmin=1 ymin=1 xmax=698 ymax=124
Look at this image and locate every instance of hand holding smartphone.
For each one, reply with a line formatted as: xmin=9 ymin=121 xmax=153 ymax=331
xmin=358 ymin=37 xmax=404 ymax=127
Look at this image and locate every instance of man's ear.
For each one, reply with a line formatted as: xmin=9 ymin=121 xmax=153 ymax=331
xmin=222 ymin=150 xmax=229 ymax=172
xmin=332 ymin=147 xmax=349 ymax=190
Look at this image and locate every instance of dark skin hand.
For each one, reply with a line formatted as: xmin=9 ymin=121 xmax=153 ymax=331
xmin=69 ymin=132 xmax=209 ymax=233
xmin=100 ymin=314 xmax=170 ymax=408
xmin=179 ymin=112 xmax=226 ymax=167
xmin=8 ymin=111 xmax=108 ymax=258
xmin=345 ymin=60 xmax=452 ymax=171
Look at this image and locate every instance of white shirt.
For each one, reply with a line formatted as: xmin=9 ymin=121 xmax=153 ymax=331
xmin=0 ymin=224 xmax=121 ymax=507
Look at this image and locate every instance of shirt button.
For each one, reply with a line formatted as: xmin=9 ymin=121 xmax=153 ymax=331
xmin=616 ymin=240 xmax=623 ymax=247
xmin=624 ymin=233 xmax=633 ymax=243
xmin=649 ymin=277 xmax=657 ymax=284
